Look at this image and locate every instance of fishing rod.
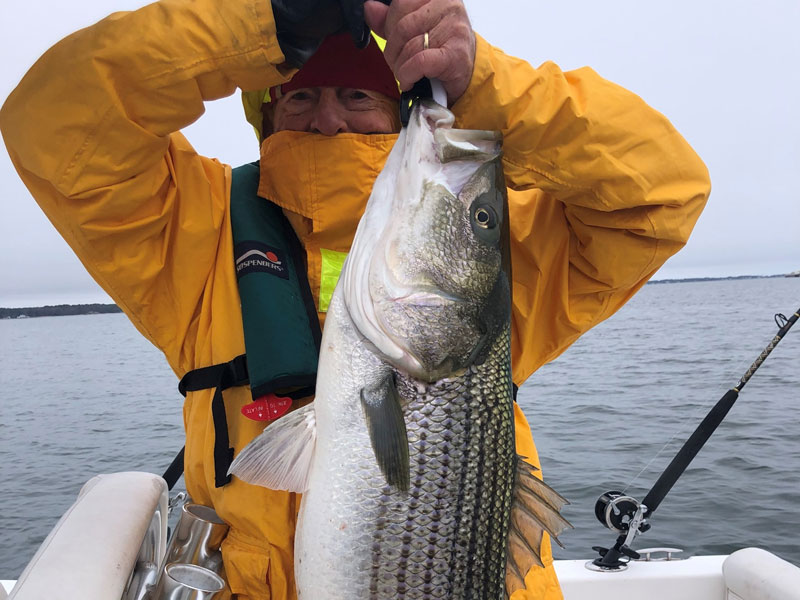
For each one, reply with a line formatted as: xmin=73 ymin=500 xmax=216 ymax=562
xmin=589 ymin=306 xmax=800 ymax=571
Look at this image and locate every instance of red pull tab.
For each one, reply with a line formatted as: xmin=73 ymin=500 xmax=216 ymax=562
xmin=241 ymin=394 xmax=293 ymax=422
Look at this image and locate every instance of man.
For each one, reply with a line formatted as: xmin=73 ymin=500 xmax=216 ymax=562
xmin=0 ymin=0 xmax=710 ymax=598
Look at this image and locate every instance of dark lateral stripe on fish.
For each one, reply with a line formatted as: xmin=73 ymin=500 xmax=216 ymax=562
xmin=487 ymin=413 xmax=516 ymax=595
xmin=476 ymin=368 xmax=515 ymax=597
xmin=465 ymin=384 xmax=487 ymax=596
xmin=448 ymin=385 xmax=476 ymax=597
xmin=476 ymin=392 xmax=498 ymax=598
xmin=443 ymin=389 xmax=468 ymax=597
xmin=465 ymin=373 xmax=511 ymax=599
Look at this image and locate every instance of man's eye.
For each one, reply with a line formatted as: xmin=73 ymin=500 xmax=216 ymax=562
xmin=345 ymin=90 xmax=370 ymax=101
xmin=288 ymin=91 xmax=312 ymax=102
xmin=284 ymin=88 xmax=317 ymax=104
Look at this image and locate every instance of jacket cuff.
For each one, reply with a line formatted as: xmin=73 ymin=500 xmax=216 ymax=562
xmin=222 ymin=0 xmax=295 ymax=91
xmin=450 ymin=33 xmax=508 ymax=131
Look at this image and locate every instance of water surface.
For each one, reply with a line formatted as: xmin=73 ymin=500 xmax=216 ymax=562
xmin=1 ymin=277 xmax=798 ymax=578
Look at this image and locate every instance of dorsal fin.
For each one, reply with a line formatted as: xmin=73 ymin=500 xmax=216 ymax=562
xmin=228 ymin=403 xmax=317 ymax=493
xmin=505 ymin=456 xmax=573 ymax=598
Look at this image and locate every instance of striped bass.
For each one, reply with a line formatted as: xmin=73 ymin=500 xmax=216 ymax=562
xmin=230 ymin=101 xmax=571 ymax=599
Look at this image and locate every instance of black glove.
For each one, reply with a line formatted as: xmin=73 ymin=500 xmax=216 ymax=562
xmin=271 ymin=0 xmax=371 ymax=69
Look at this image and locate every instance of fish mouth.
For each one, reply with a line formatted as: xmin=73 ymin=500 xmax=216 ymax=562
xmin=389 ymin=290 xmax=463 ymax=306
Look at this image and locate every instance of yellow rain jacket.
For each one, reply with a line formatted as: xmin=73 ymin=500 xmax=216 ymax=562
xmin=0 ymin=0 xmax=710 ymax=598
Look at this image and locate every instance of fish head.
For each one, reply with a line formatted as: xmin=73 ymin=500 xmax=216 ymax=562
xmin=342 ymin=101 xmax=509 ymax=382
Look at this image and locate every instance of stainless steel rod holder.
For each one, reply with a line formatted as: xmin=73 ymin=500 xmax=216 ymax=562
xmin=163 ymin=503 xmax=229 ymax=575
xmin=150 ymin=563 xmax=225 ymax=600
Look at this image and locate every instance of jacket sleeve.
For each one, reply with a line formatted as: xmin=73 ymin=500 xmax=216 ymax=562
xmin=0 ymin=0 xmax=291 ymax=374
xmin=452 ymin=35 xmax=711 ymax=382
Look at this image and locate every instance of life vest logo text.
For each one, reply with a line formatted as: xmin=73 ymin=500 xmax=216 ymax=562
xmin=234 ymin=241 xmax=289 ymax=280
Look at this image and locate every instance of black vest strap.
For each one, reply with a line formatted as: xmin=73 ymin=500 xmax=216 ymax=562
xmin=178 ymin=354 xmax=249 ymax=396
xmin=162 ymin=446 xmax=185 ymax=491
xmin=179 ymin=355 xmax=250 ymax=487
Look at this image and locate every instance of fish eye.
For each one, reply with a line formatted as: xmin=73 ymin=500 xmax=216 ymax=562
xmin=473 ymin=206 xmax=497 ymax=229
xmin=468 ymin=193 xmax=503 ymax=246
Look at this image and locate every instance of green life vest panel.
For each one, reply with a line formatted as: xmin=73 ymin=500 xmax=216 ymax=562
xmin=177 ymin=161 xmax=321 ymax=488
xmin=230 ymin=161 xmax=321 ymax=398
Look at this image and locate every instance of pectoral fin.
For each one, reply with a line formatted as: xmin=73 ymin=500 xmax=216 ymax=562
xmin=505 ymin=456 xmax=573 ymax=598
xmin=228 ymin=403 xmax=317 ymax=493
xmin=360 ymin=373 xmax=410 ymax=492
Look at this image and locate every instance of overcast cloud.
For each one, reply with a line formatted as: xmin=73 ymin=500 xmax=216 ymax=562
xmin=1 ymin=0 xmax=798 ymax=307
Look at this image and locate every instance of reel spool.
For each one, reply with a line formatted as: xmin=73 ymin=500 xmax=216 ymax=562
xmin=595 ymin=490 xmax=650 ymax=535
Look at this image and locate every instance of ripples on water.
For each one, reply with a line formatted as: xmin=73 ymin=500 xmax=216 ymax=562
xmin=1 ymin=278 xmax=798 ymax=578
xmin=524 ymin=278 xmax=800 ymax=564
xmin=0 ymin=313 xmax=185 ymax=578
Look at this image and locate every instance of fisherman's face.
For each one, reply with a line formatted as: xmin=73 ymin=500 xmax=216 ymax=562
xmin=270 ymin=87 xmax=400 ymax=136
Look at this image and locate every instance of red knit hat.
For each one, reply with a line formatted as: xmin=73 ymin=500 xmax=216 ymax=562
xmin=269 ymin=33 xmax=400 ymax=101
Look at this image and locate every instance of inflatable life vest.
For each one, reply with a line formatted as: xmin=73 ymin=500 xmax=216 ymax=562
xmin=176 ymin=162 xmax=322 ymax=488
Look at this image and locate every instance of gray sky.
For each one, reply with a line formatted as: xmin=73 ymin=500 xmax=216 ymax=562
xmin=1 ymin=0 xmax=798 ymax=308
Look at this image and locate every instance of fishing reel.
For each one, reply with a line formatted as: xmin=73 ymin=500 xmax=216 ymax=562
xmin=588 ymin=491 xmax=651 ymax=571
xmin=595 ymin=491 xmax=651 ymax=535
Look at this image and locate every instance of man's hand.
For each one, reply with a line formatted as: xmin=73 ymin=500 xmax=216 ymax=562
xmin=364 ymin=0 xmax=476 ymax=104
xmin=272 ymin=0 xmax=370 ymax=69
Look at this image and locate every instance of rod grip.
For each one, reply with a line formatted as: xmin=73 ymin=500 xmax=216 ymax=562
xmin=642 ymin=388 xmax=739 ymax=515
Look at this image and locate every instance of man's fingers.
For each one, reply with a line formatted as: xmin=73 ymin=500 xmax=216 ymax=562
xmin=390 ymin=14 xmax=456 ymax=76
xmin=392 ymin=12 xmax=473 ymax=98
xmin=376 ymin=0 xmax=474 ymax=103
xmin=395 ymin=48 xmax=444 ymax=91
xmin=381 ymin=0 xmax=441 ymax=68
xmin=364 ymin=1 xmax=390 ymax=39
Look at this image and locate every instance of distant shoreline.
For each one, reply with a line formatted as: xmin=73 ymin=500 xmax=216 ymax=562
xmin=648 ymin=273 xmax=796 ymax=284
xmin=2 ymin=273 xmax=798 ymax=318
xmin=0 ymin=303 xmax=123 ymax=319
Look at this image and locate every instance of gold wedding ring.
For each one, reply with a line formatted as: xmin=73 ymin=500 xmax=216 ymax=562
xmin=423 ymin=32 xmax=430 ymax=50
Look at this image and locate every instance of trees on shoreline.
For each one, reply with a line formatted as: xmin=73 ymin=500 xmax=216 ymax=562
xmin=0 ymin=304 xmax=122 ymax=319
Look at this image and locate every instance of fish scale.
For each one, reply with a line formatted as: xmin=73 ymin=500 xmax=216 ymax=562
xmin=358 ymin=331 xmax=516 ymax=599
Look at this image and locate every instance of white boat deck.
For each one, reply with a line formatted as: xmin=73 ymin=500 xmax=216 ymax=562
xmin=555 ymin=555 xmax=727 ymax=600
xmin=2 ymin=561 xmax=728 ymax=600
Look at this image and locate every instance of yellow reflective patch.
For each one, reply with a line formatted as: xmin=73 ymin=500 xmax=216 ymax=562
xmin=371 ymin=32 xmax=387 ymax=51
xmin=319 ymin=248 xmax=348 ymax=312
